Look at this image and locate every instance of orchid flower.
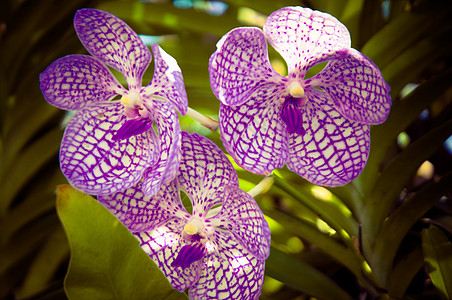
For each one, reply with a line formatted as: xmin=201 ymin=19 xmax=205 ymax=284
xmin=40 ymin=9 xmax=187 ymax=196
xmin=209 ymin=6 xmax=391 ymax=186
xmin=99 ymin=131 xmax=271 ymax=300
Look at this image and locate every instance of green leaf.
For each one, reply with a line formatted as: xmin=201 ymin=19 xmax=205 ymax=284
xmin=56 ymin=185 xmax=187 ymax=300
xmin=357 ymin=68 xmax=452 ymax=195
xmin=266 ymin=247 xmax=352 ymax=300
xmin=386 ymin=246 xmax=424 ymax=297
xmin=272 ymin=175 xmax=359 ymax=238
xmin=372 ymin=172 xmax=452 ymax=288
xmin=422 ymin=225 xmax=452 ymax=299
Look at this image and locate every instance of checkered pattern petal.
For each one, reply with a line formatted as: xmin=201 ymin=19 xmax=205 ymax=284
xmin=219 ymin=84 xmax=289 ymax=175
xmin=74 ymin=9 xmax=151 ymax=90
xmin=209 ymin=27 xmax=285 ymax=106
xmin=136 ymin=218 xmax=202 ymax=292
xmin=60 ymin=102 xmax=158 ymax=195
xmin=143 ymin=44 xmax=188 ymax=115
xmin=210 ymin=186 xmax=271 ymax=260
xmin=264 ymin=6 xmax=351 ymax=77
xmin=141 ymin=100 xmax=181 ymax=197
xmin=98 ymin=179 xmax=189 ymax=232
xmin=287 ymin=89 xmax=370 ymax=186
xmin=177 ymin=132 xmax=239 ymax=216
xmin=188 ymin=230 xmax=266 ymax=300
xmin=39 ymin=54 xmax=125 ymax=110
xmin=307 ymin=48 xmax=391 ymax=124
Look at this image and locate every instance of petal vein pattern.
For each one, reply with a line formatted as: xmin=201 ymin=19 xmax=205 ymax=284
xmin=39 ymin=55 xmax=125 ymax=110
xmin=287 ymin=89 xmax=370 ymax=186
xmin=40 ymin=8 xmax=187 ymax=196
xmin=100 ymin=132 xmax=270 ymax=299
xmin=264 ymin=6 xmax=351 ymax=75
xmin=209 ymin=6 xmax=391 ymax=186
xmin=60 ymin=103 xmax=158 ymax=195
xmin=209 ymin=27 xmax=285 ymax=106
xmin=74 ymin=8 xmax=151 ymax=89
xmin=219 ymin=87 xmax=289 ymax=175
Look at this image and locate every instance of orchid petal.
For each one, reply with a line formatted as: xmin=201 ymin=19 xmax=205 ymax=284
xmin=209 ymin=27 xmax=285 ymax=106
xmin=211 ymin=186 xmax=271 ymax=260
xmin=141 ymin=100 xmax=181 ymax=197
xmin=188 ymin=231 xmax=266 ymax=300
xmin=219 ymin=85 xmax=289 ymax=175
xmin=39 ymin=54 xmax=125 ymax=110
xmin=143 ymin=44 xmax=188 ymax=115
xmin=287 ymin=89 xmax=370 ymax=186
xmin=136 ymin=219 xmax=202 ymax=292
xmin=177 ymin=132 xmax=239 ymax=216
xmin=264 ymin=6 xmax=350 ymax=77
xmin=74 ymin=9 xmax=151 ymax=90
xmin=60 ymin=102 xmax=158 ymax=195
xmin=98 ymin=179 xmax=189 ymax=232
xmin=307 ymin=48 xmax=391 ymax=124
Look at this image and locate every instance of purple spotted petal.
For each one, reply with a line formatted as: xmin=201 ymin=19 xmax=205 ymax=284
xmin=188 ymin=231 xmax=266 ymax=300
xmin=177 ymin=132 xmax=239 ymax=216
xmin=39 ymin=54 xmax=125 ymax=110
xmin=60 ymin=102 xmax=158 ymax=195
xmin=143 ymin=44 xmax=188 ymax=115
xmin=209 ymin=27 xmax=285 ymax=106
xmin=136 ymin=219 xmax=202 ymax=292
xmin=219 ymin=85 xmax=289 ymax=175
xmin=307 ymin=48 xmax=391 ymax=124
xmin=287 ymin=89 xmax=370 ymax=186
xmin=141 ymin=100 xmax=181 ymax=197
xmin=74 ymin=9 xmax=151 ymax=90
xmin=98 ymin=179 xmax=189 ymax=232
xmin=264 ymin=6 xmax=350 ymax=77
xmin=211 ymin=186 xmax=271 ymax=260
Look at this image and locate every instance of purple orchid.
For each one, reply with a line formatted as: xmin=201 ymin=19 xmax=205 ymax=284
xmin=40 ymin=9 xmax=187 ymax=197
xmin=209 ymin=6 xmax=391 ymax=186
xmin=99 ymin=131 xmax=271 ymax=300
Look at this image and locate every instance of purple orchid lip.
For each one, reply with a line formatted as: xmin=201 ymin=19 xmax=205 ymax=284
xmin=99 ymin=131 xmax=271 ymax=299
xmin=209 ymin=6 xmax=391 ymax=187
xmin=39 ymin=8 xmax=188 ymax=196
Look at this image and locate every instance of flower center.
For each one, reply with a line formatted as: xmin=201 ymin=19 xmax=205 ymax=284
xmin=171 ymin=218 xmax=207 ymax=269
xmin=287 ymin=81 xmax=305 ymax=98
xmin=183 ymin=218 xmax=204 ymax=236
xmin=120 ymin=90 xmax=143 ymax=109
xmin=281 ymin=82 xmax=307 ymax=135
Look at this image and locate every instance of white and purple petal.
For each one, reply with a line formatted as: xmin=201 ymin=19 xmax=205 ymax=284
xmin=39 ymin=54 xmax=125 ymax=110
xmin=287 ymin=89 xmax=370 ymax=186
xmin=177 ymin=132 xmax=239 ymax=216
xmin=307 ymin=48 xmax=391 ymax=124
xmin=74 ymin=9 xmax=151 ymax=90
xmin=141 ymin=100 xmax=181 ymax=197
xmin=210 ymin=186 xmax=271 ymax=260
xmin=137 ymin=219 xmax=202 ymax=292
xmin=209 ymin=27 xmax=285 ymax=106
xmin=264 ymin=6 xmax=351 ymax=77
xmin=143 ymin=44 xmax=188 ymax=115
xmin=219 ymin=85 xmax=289 ymax=175
xmin=60 ymin=102 xmax=158 ymax=195
xmin=188 ymin=231 xmax=266 ymax=300
xmin=98 ymin=179 xmax=189 ymax=232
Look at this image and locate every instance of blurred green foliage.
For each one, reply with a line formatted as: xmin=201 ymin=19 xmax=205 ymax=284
xmin=1 ymin=0 xmax=451 ymax=299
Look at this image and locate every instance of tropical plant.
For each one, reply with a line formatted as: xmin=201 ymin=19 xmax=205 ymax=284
xmin=1 ymin=0 xmax=451 ymax=299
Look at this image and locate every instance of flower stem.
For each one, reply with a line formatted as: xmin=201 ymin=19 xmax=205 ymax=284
xmin=247 ymin=176 xmax=274 ymax=198
xmin=186 ymin=107 xmax=218 ymax=131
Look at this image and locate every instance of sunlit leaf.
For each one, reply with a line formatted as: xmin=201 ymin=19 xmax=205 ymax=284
xmin=56 ymin=185 xmax=187 ymax=300
xmin=266 ymin=247 xmax=352 ymax=300
xmin=422 ymin=225 xmax=452 ymax=299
